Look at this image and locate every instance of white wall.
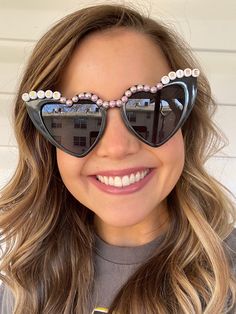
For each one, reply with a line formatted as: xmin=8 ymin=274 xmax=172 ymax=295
xmin=0 ymin=0 xmax=236 ymax=198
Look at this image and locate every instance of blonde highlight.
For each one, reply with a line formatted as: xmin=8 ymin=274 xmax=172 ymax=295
xmin=0 ymin=4 xmax=235 ymax=313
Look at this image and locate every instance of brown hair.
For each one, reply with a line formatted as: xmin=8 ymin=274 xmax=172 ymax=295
xmin=0 ymin=3 xmax=236 ymax=313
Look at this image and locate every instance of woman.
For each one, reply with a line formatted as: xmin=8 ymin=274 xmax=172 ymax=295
xmin=0 ymin=4 xmax=235 ymax=314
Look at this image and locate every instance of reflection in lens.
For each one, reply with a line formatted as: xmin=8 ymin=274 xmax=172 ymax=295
xmin=41 ymin=102 xmax=103 ymax=155
xmin=124 ymin=85 xmax=185 ymax=145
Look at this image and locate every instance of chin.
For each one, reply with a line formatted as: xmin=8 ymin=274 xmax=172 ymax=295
xmin=94 ymin=209 xmax=150 ymax=228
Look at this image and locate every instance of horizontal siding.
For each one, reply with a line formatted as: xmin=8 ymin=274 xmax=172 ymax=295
xmin=194 ymin=51 xmax=236 ymax=105
xmin=212 ymin=105 xmax=236 ymax=157
xmin=0 ymin=1 xmax=236 ymax=50
xmin=0 ymin=95 xmax=16 ymax=147
xmin=204 ymin=157 xmax=236 ymax=200
xmin=2 ymin=0 xmax=235 ymax=18
xmin=0 ymin=147 xmax=18 ymax=190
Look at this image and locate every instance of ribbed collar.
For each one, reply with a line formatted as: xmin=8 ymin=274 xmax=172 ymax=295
xmin=93 ymin=232 xmax=166 ymax=265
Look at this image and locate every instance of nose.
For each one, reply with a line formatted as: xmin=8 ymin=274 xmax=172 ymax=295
xmin=94 ymin=108 xmax=141 ymax=159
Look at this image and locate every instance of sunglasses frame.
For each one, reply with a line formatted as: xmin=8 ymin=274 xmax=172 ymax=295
xmin=24 ymin=76 xmax=197 ymax=158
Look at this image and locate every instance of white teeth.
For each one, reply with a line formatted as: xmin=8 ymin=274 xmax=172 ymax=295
xmin=108 ymin=177 xmax=114 ymax=185
xmin=135 ymin=172 xmax=141 ymax=181
xmin=122 ymin=175 xmax=130 ymax=186
xmin=96 ymin=169 xmax=150 ymax=187
xmin=114 ymin=176 xmax=122 ymax=187
xmin=140 ymin=171 xmax=145 ymax=179
xmin=97 ymin=175 xmax=104 ymax=183
xmin=130 ymin=173 xmax=135 ymax=184
xmin=104 ymin=176 xmax=109 ymax=185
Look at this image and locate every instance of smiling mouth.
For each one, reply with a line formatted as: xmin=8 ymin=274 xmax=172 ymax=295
xmin=95 ymin=168 xmax=150 ymax=188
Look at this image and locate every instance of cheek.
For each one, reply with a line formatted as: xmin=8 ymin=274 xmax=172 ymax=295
xmin=152 ymin=129 xmax=185 ymax=189
xmin=56 ymin=148 xmax=84 ymax=185
xmin=162 ymin=129 xmax=185 ymax=163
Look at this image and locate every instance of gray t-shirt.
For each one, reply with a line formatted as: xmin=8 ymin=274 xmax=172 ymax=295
xmin=1 ymin=229 xmax=236 ymax=314
xmin=90 ymin=231 xmax=165 ymax=313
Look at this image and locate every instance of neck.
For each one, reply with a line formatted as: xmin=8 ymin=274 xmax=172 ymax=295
xmin=93 ymin=204 xmax=169 ymax=247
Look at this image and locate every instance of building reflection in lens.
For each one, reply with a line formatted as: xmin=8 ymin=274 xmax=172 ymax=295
xmin=42 ymin=93 xmax=184 ymax=154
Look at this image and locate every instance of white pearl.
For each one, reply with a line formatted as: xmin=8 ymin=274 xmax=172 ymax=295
xmin=66 ymin=99 xmax=73 ymax=106
xmin=156 ymin=83 xmax=163 ymax=90
xmin=29 ymin=91 xmax=37 ymax=100
xmin=60 ymin=97 xmax=66 ymax=103
xmin=150 ymin=86 xmax=157 ymax=93
xmin=72 ymin=96 xmax=79 ymax=102
xmin=192 ymin=68 xmax=200 ymax=77
xmin=91 ymin=94 xmax=98 ymax=102
xmin=116 ymin=100 xmax=123 ymax=107
xmin=161 ymin=76 xmax=170 ymax=84
xmin=121 ymin=96 xmax=128 ymax=102
xmin=22 ymin=93 xmax=30 ymax=101
xmin=78 ymin=93 xmax=85 ymax=99
xmin=96 ymin=99 xmax=103 ymax=106
xmin=125 ymin=90 xmax=132 ymax=97
xmin=137 ymin=84 xmax=144 ymax=91
xmin=53 ymin=91 xmax=61 ymax=100
xmin=176 ymin=69 xmax=184 ymax=78
xmin=168 ymin=71 xmax=177 ymax=80
xmin=37 ymin=90 xmax=45 ymax=99
xmin=130 ymin=86 xmax=137 ymax=93
xmin=85 ymin=92 xmax=92 ymax=99
xmin=102 ymin=101 xmax=109 ymax=108
xmin=144 ymin=85 xmax=150 ymax=91
xmin=109 ymin=100 xmax=116 ymax=107
xmin=45 ymin=90 xmax=53 ymax=98
xmin=184 ymin=68 xmax=192 ymax=77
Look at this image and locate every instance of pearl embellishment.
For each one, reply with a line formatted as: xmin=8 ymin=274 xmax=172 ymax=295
xmin=29 ymin=91 xmax=37 ymax=100
xmin=168 ymin=71 xmax=177 ymax=80
xmin=137 ymin=84 xmax=144 ymax=91
xmin=45 ymin=90 xmax=53 ymax=98
xmin=53 ymin=91 xmax=61 ymax=100
xmin=144 ymin=85 xmax=150 ymax=92
xmin=21 ymin=68 xmax=200 ymax=109
xmin=156 ymin=83 xmax=163 ymax=89
xmin=184 ymin=68 xmax=192 ymax=77
xmin=176 ymin=69 xmax=184 ymax=78
xmin=37 ymin=90 xmax=45 ymax=99
xmin=22 ymin=93 xmax=30 ymax=101
xmin=72 ymin=96 xmax=79 ymax=102
xmin=161 ymin=76 xmax=170 ymax=84
xmin=192 ymin=68 xmax=200 ymax=77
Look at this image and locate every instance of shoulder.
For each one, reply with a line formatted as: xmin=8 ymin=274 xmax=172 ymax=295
xmin=225 ymin=228 xmax=236 ymax=248
xmin=224 ymin=228 xmax=236 ymax=272
xmin=223 ymin=228 xmax=236 ymax=313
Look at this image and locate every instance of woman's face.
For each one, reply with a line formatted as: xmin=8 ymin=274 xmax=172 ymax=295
xmin=56 ymin=28 xmax=185 ymax=245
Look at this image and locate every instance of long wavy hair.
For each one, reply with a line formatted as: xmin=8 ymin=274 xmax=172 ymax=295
xmin=0 ymin=3 xmax=236 ymax=314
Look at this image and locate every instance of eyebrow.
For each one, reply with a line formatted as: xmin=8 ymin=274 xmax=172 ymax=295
xmin=22 ymin=68 xmax=200 ymax=108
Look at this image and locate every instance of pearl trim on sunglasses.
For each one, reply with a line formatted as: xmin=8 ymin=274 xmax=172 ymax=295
xmin=22 ymin=68 xmax=200 ymax=108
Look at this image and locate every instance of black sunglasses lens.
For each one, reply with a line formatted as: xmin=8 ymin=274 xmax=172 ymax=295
xmin=41 ymin=102 xmax=103 ymax=156
xmin=124 ymin=84 xmax=186 ymax=146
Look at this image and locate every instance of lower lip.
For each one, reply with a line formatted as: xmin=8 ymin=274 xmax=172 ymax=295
xmin=88 ymin=169 xmax=156 ymax=195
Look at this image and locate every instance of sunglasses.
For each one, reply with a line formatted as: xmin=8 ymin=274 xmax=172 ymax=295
xmin=22 ymin=68 xmax=199 ymax=158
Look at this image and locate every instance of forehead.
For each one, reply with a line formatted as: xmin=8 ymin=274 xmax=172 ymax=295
xmin=59 ymin=28 xmax=171 ymax=100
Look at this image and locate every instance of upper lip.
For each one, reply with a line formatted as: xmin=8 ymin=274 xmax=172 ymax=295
xmin=90 ymin=167 xmax=153 ymax=177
